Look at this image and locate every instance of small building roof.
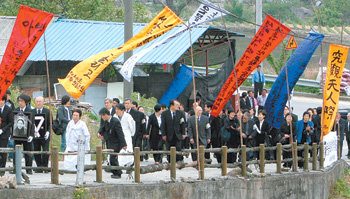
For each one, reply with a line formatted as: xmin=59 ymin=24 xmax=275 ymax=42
xmin=27 ymin=18 xmax=245 ymax=64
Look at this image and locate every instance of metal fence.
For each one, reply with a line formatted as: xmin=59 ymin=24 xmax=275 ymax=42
xmin=0 ymin=141 xmax=327 ymax=185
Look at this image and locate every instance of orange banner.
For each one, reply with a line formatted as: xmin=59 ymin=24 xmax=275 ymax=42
xmin=58 ymin=6 xmax=182 ymax=99
xmin=210 ymin=15 xmax=291 ymax=117
xmin=322 ymin=44 xmax=349 ymax=138
xmin=0 ymin=5 xmax=53 ymax=98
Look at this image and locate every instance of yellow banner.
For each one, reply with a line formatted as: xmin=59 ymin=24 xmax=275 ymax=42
xmin=322 ymin=44 xmax=349 ymax=137
xmin=58 ymin=6 xmax=182 ymax=99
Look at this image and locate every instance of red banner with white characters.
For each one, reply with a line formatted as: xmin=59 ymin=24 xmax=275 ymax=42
xmin=0 ymin=5 xmax=53 ymax=98
xmin=210 ymin=15 xmax=291 ymax=117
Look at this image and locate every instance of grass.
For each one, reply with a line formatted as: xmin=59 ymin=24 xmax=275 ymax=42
xmin=329 ymin=169 xmax=350 ymax=199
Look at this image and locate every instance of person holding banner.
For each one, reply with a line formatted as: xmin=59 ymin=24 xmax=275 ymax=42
xmin=252 ymin=65 xmax=265 ymax=99
xmin=296 ymin=112 xmax=314 ymax=168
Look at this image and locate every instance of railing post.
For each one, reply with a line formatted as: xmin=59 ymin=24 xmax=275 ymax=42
xmin=199 ymin=145 xmax=205 ymax=180
xmin=303 ymin=143 xmax=309 ymax=171
xmin=134 ymin=147 xmax=140 ymax=183
xmin=259 ymin=144 xmax=265 ymax=174
xmin=241 ymin=145 xmax=247 ymax=177
xmin=292 ymin=142 xmax=298 ymax=172
xmin=221 ymin=146 xmax=227 ymax=176
xmin=312 ymin=143 xmax=317 ymax=171
xmin=51 ymin=146 xmax=59 ymax=185
xmin=96 ymin=145 xmax=103 ymax=183
xmin=170 ymin=147 xmax=176 ymax=180
xmin=319 ymin=142 xmax=324 ymax=169
xmin=76 ymin=135 xmax=86 ymax=186
xmin=15 ymin=145 xmax=22 ymax=185
xmin=276 ymin=143 xmax=282 ymax=174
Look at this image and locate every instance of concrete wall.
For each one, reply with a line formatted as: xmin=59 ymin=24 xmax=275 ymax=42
xmin=0 ymin=160 xmax=348 ymax=199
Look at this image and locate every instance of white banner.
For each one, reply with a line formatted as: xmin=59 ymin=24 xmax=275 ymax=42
xmin=119 ymin=0 xmax=228 ymax=82
xmin=323 ymin=131 xmax=338 ymax=167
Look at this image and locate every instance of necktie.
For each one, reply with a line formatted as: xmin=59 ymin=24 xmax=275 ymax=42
xmin=38 ymin=109 xmax=41 ymax=114
xmin=258 ymin=72 xmax=261 ymax=82
xmin=198 ymin=116 xmax=200 ymax=123
xmin=172 ymin=112 xmax=175 ymax=120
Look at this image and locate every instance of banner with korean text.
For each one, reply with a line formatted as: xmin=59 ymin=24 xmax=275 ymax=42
xmin=0 ymin=5 xmax=53 ymax=99
xmin=120 ymin=0 xmax=227 ymax=82
xmin=322 ymin=44 xmax=349 ymax=138
xmin=264 ymin=32 xmax=324 ymax=129
xmin=210 ymin=15 xmax=291 ymax=117
xmin=58 ymin=7 xmax=182 ymax=99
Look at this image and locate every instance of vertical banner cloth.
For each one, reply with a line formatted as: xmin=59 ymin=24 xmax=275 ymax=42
xmin=322 ymin=44 xmax=349 ymax=137
xmin=210 ymin=15 xmax=291 ymax=117
xmin=323 ymin=131 xmax=338 ymax=167
xmin=159 ymin=64 xmax=197 ymax=107
xmin=0 ymin=5 xmax=53 ymax=98
xmin=120 ymin=0 xmax=227 ymax=82
xmin=264 ymin=32 xmax=324 ymax=129
xmin=59 ymin=7 xmax=182 ymax=99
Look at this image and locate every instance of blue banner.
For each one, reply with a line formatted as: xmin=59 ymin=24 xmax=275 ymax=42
xmin=159 ymin=64 xmax=197 ymax=107
xmin=264 ymin=32 xmax=324 ymax=129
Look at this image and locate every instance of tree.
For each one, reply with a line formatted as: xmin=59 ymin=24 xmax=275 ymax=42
xmin=165 ymin=0 xmax=194 ymax=16
xmin=224 ymin=0 xmax=243 ymax=23
xmin=266 ymin=41 xmax=294 ymax=75
xmin=313 ymin=0 xmax=350 ymax=27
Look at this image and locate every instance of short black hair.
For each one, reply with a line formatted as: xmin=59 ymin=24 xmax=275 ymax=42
xmin=160 ymin=104 xmax=167 ymax=109
xmin=241 ymin=92 xmax=247 ymax=98
xmin=205 ymin=102 xmax=213 ymax=109
xmin=262 ymin=89 xmax=267 ymax=93
xmin=169 ymin=100 xmax=176 ymax=107
xmin=196 ymin=96 xmax=201 ymax=102
xmin=316 ymin=107 xmax=322 ymax=115
xmin=257 ymin=65 xmax=261 ymax=68
xmin=258 ymin=110 xmax=267 ymax=117
xmin=1 ymin=95 xmax=7 ymax=101
xmin=18 ymin=94 xmax=31 ymax=104
xmin=5 ymin=90 xmax=11 ymax=95
xmin=61 ymin=95 xmax=70 ymax=105
xmin=113 ymin=98 xmax=120 ymax=104
xmin=124 ymin=98 xmax=132 ymax=103
xmin=154 ymin=104 xmax=161 ymax=112
xmin=116 ymin=103 xmax=125 ymax=111
xmin=72 ymin=109 xmax=82 ymax=117
xmin=303 ymin=111 xmax=310 ymax=118
xmin=188 ymin=110 xmax=195 ymax=116
xmin=247 ymin=90 xmax=253 ymax=95
xmin=132 ymin=101 xmax=138 ymax=108
xmin=99 ymin=107 xmax=110 ymax=116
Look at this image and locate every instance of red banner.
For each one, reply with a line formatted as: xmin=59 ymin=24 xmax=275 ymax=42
xmin=0 ymin=5 xmax=53 ymax=98
xmin=211 ymin=15 xmax=291 ymax=117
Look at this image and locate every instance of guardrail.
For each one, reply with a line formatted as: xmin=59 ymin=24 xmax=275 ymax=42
xmin=0 ymin=142 xmax=328 ymax=185
xmin=193 ymin=67 xmax=321 ymax=88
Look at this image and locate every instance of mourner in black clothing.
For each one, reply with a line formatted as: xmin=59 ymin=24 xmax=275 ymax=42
xmin=253 ymin=110 xmax=271 ymax=159
xmin=224 ymin=109 xmax=240 ymax=163
xmin=346 ymin=113 xmax=350 ymax=158
xmin=280 ymin=113 xmax=296 ymax=168
xmin=57 ymin=95 xmax=71 ymax=151
xmin=333 ymin=112 xmax=346 ymax=157
xmin=5 ymin=90 xmax=14 ymax=111
xmin=147 ymin=104 xmax=164 ymax=164
xmin=0 ymin=95 xmax=13 ymax=176
xmin=240 ymin=92 xmax=249 ymax=110
xmin=98 ymin=108 xmax=127 ymax=179
xmin=204 ymin=102 xmax=222 ymax=163
xmin=311 ymin=107 xmax=322 ymax=144
xmin=33 ymin=96 xmax=51 ymax=173
xmin=98 ymin=98 xmax=116 ymax=137
xmin=160 ymin=100 xmax=186 ymax=162
xmin=14 ymin=94 xmax=35 ymax=174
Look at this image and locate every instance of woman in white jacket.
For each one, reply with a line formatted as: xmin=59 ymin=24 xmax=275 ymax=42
xmin=64 ymin=109 xmax=91 ymax=172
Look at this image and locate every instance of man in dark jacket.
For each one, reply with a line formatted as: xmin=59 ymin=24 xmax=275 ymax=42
xmin=14 ymin=94 xmax=35 ymax=174
xmin=57 ymin=95 xmax=71 ymax=151
xmin=33 ymin=96 xmax=51 ymax=173
xmin=334 ymin=112 xmax=346 ymax=158
xmin=312 ymin=107 xmax=322 ymax=144
xmin=98 ymin=108 xmax=127 ymax=179
xmin=146 ymin=104 xmax=164 ymax=164
xmin=161 ymin=100 xmax=186 ymax=162
xmin=0 ymin=95 xmax=13 ymax=176
xmin=204 ymin=102 xmax=221 ymax=163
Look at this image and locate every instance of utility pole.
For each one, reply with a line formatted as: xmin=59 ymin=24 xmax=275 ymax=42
xmin=256 ymin=0 xmax=263 ymax=68
xmin=123 ymin=0 xmax=133 ymax=99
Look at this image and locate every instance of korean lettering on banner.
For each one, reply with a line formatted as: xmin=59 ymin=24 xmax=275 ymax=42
xmin=0 ymin=5 xmax=53 ymax=99
xmin=322 ymin=44 xmax=349 ymax=137
xmin=210 ymin=15 xmax=291 ymax=117
xmin=58 ymin=6 xmax=183 ymax=99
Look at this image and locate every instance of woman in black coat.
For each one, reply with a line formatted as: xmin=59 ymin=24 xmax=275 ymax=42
xmin=224 ymin=109 xmax=240 ymax=163
xmin=280 ymin=113 xmax=296 ymax=168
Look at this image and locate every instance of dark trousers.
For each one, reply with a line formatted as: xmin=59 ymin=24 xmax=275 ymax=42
xmin=339 ymin=139 xmax=344 ymax=158
xmin=109 ymin=146 xmax=122 ymax=176
xmin=205 ymin=137 xmax=221 ymax=163
xmin=150 ymin=135 xmax=163 ymax=163
xmin=14 ymin=140 xmax=33 ymax=172
xmin=254 ymin=82 xmax=263 ymax=98
xmin=132 ymin=134 xmax=143 ymax=160
xmin=166 ymin=136 xmax=183 ymax=162
xmin=0 ymin=139 xmax=8 ymax=170
xmin=283 ymin=150 xmax=292 ymax=168
xmin=346 ymin=136 xmax=350 ymax=156
xmin=33 ymin=138 xmax=50 ymax=168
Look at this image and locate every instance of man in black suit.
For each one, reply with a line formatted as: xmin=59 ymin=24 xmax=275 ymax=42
xmin=124 ymin=99 xmax=146 ymax=160
xmin=246 ymin=90 xmax=255 ymax=110
xmin=204 ymin=102 xmax=221 ymax=163
xmin=98 ymin=98 xmax=115 ymax=138
xmin=334 ymin=112 xmax=346 ymax=158
xmin=98 ymin=108 xmax=127 ymax=179
xmin=345 ymin=113 xmax=350 ymax=158
xmin=33 ymin=96 xmax=51 ymax=173
xmin=240 ymin=92 xmax=248 ymax=111
xmin=312 ymin=107 xmax=322 ymax=144
xmin=14 ymin=94 xmax=35 ymax=174
xmin=57 ymin=95 xmax=71 ymax=151
xmin=146 ymin=104 xmax=164 ymax=164
xmin=0 ymin=95 xmax=13 ymax=176
xmin=161 ymin=100 xmax=186 ymax=162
